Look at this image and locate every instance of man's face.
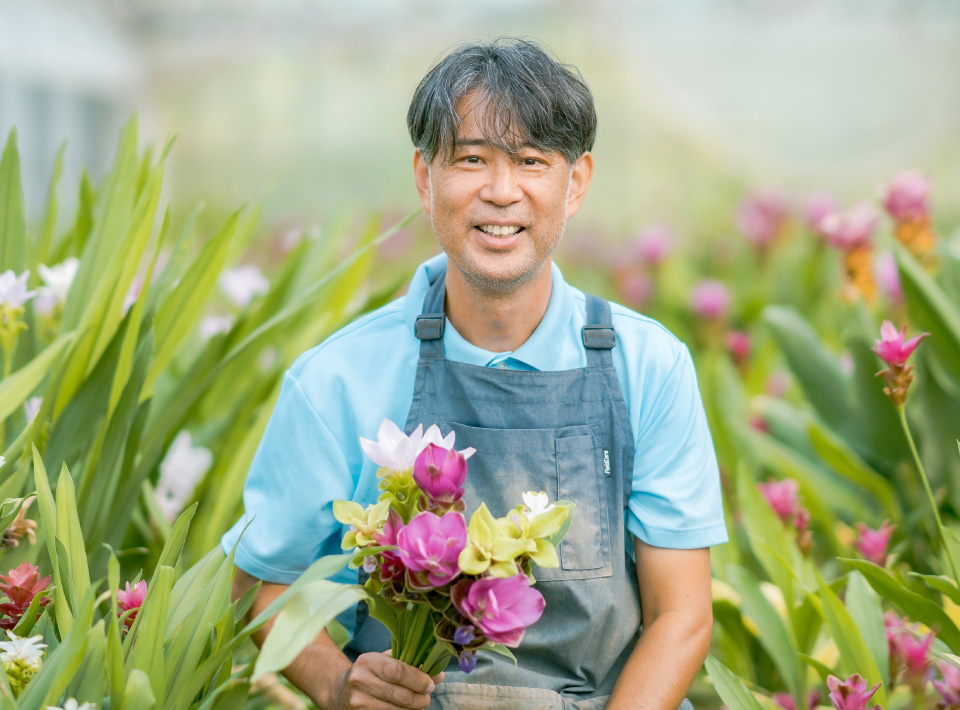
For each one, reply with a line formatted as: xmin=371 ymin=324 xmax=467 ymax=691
xmin=414 ymin=95 xmax=593 ymax=293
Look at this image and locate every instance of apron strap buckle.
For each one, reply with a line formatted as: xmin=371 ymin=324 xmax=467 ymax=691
xmin=415 ymin=313 xmax=446 ymax=340
xmin=582 ymin=325 xmax=617 ymax=350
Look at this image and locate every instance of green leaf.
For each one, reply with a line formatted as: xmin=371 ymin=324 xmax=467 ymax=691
xmin=483 ymin=643 xmax=518 ymax=666
xmin=32 ymin=445 xmax=73 ymax=636
xmin=807 ymin=421 xmax=900 ymax=518
xmin=814 ymin=569 xmax=887 ymax=708
xmin=36 ymin=142 xmax=65 ymax=265
xmin=845 ymin=571 xmax=888 ymax=690
xmin=252 ymin=579 xmax=367 ymax=680
xmin=762 ymin=305 xmax=857 ymax=440
xmin=727 ymin=565 xmax=800 ymax=696
xmin=55 ymin=463 xmax=91 ymax=606
xmin=65 ymin=621 xmax=108 ymax=704
xmin=896 ymin=243 xmax=960 ymax=383
xmin=11 ymin=588 xmax=52 ymax=637
xmin=798 ymin=653 xmax=834 ymax=684
xmin=0 ymin=332 xmax=74 ymax=422
xmin=119 ymin=669 xmax=157 ymax=710
xmin=844 ymin=558 xmax=960 ymax=652
xmin=127 ymin=565 xmax=174 ymax=702
xmin=704 ymin=655 xmax=767 ymax=710
xmin=911 ymin=573 xmax=960 ymax=606
xmin=0 ymin=127 xmax=27 ymax=272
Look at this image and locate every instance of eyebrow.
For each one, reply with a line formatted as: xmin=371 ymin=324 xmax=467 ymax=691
xmin=453 ymin=138 xmax=539 ymax=151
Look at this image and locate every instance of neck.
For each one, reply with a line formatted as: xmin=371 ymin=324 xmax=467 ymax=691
xmin=442 ymin=263 xmax=553 ymax=353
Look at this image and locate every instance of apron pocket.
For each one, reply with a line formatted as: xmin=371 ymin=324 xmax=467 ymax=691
xmin=443 ymin=422 xmax=611 ymax=582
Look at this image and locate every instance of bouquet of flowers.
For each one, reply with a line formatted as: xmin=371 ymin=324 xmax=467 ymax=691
xmin=334 ymin=419 xmax=574 ymax=675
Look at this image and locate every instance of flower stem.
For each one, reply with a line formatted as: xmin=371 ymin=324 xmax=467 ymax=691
xmin=899 ymin=406 xmax=960 ymax=583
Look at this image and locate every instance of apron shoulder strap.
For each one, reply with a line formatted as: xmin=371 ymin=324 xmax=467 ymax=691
xmin=415 ymin=270 xmax=446 ymax=359
xmin=582 ymin=293 xmax=616 ymax=367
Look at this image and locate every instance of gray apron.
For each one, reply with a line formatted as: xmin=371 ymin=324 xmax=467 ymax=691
xmin=347 ymin=268 xmax=693 ymax=710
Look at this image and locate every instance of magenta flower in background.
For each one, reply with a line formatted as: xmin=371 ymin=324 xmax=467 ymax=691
xmin=758 ymin=478 xmax=801 ymax=524
xmin=873 ymin=250 xmax=902 ymax=304
xmin=855 ymin=520 xmax=895 ymax=566
xmin=933 ymin=660 xmax=960 ymax=709
xmin=725 ymin=330 xmax=752 ymax=365
xmin=872 ymin=321 xmax=929 ymax=368
xmin=736 ymin=189 xmax=789 ymax=248
xmin=618 ymin=272 xmax=653 ymax=308
xmin=817 ymin=203 xmax=878 ymax=252
xmin=773 ymin=690 xmax=822 ymax=710
xmin=805 ymin=192 xmax=839 ymax=233
xmin=633 ymin=225 xmax=673 ymax=266
xmin=884 ymin=610 xmax=905 ymax=658
xmin=397 ymin=511 xmax=466 ymax=590
xmin=690 ymin=280 xmax=731 ymax=320
xmin=452 ymin=574 xmax=545 ymax=648
xmin=882 ymin=169 xmax=930 ymax=223
xmin=414 ymin=444 xmax=468 ymax=509
xmin=826 ymin=674 xmax=882 ymax=710
xmin=118 ymin=580 xmax=148 ymax=629
xmin=766 ymin=371 xmax=791 ymax=398
xmin=898 ymin=630 xmax=935 ymax=691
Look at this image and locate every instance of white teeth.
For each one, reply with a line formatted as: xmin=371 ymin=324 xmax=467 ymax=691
xmin=479 ymin=225 xmax=521 ymax=236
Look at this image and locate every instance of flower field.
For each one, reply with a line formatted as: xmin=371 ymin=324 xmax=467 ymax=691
xmin=2 ymin=117 xmax=960 ymax=709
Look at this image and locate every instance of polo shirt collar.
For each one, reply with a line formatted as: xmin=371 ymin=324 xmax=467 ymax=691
xmin=402 ymin=253 xmax=574 ymax=372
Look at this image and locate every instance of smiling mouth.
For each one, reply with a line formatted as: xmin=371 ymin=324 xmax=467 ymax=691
xmin=475 ymin=224 xmax=525 ymax=236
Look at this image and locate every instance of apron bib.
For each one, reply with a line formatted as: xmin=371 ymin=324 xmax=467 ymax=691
xmin=347 ymin=268 xmax=693 ymax=710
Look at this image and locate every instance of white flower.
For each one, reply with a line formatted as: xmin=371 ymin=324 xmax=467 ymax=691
xmin=47 ymin=699 xmax=97 ymax=710
xmin=521 ymin=491 xmax=556 ymax=520
xmin=0 ymin=630 xmax=46 ymax=669
xmin=156 ymin=431 xmax=213 ymax=521
xmin=421 ymin=424 xmax=475 ymax=459
xmin=0 ymin=270 xmax=36 ymax=308
xmin=361 ymin=419 xmax=426 ymax=473
xmin=219 ymin=265 xmax=269 ymax=309
xmin=360 ymin=420 xmax=476 ymax=474
xmin=24 ymin=397 xmax=41 ymax=423
xmin=0 ymin=456 xmax=5 ymax=470
xmin=199 ymin=315 xmax=234 ymax=340
xmin=33 ymin=258 xmax=79 ymax=316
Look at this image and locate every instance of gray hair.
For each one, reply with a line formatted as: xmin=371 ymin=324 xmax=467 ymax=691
xmin=407 ymin=37 xmax=597 ymax=165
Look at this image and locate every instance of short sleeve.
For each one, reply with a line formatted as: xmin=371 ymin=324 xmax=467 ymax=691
xmin=627 ymin=345 xmax=728 ymax=550
xmin=220 ymin=371 xmax=357 ymax=584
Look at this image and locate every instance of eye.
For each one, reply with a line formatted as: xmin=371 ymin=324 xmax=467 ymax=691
xmin=521 ymin=157 xmax=544 ymax=166
xmin=460 ymin=155 xmax=482 ymax=164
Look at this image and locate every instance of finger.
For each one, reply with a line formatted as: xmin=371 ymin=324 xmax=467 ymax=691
xmin=346 ymin=663 xmax=428 ymax=710
xmin=382 ymin=648 xmax=393 ymax=657
xmin=430 ymin=671 xmax=445 ymax=685
xmin=373 ymin=656 xmax=435 ymax=695
xmin=365 ymin=678 xmax=432 ymax=710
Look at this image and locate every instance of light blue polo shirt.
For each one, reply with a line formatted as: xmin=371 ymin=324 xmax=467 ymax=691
xmin=222 ymin=254 xmax=728 ymax=590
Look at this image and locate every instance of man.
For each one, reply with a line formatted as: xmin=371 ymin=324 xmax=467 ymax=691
xmin=226 ymin=38 xmax=727 ymax=710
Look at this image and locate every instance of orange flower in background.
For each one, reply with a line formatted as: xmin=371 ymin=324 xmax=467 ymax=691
xmin=882 ymin=170 xmax=938 ymax=270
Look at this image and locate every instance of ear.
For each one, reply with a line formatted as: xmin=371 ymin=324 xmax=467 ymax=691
xmin=565 ymin=152 xmax=594 ymax=219
xmin=413 ymin=150 xmax=432 ymax=215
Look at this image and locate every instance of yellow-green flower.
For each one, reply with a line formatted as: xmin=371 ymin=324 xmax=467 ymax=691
xmin=333 ymin=499 xmax=390 ymax=549
xmin=459 ymin=503 xmax=529 ymax=577
xmin=498 ymin=499 xmax=568 ymax=570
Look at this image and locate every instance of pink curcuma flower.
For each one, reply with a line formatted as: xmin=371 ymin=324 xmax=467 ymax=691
xmin=805 ymin=192 xmax=839 ymax=233
xmin=372 ymin=509 xmax=406 ymax=582
xmin=855 ymin=520 xmax=895 ymax=566
xmin=758 ymin=478 xmax=801 ymax=524
xmin=118 ymin=581 xmax=147 ymax=629
xmin=617 ymin=272 xmax=653 ymax=308
xmin=772 ymin=690 xmax=822 ymax=710
xmin=414 ymin=444 xmax=469 ymax=510
xmin=897 ymin=630 xmax=935 ymax=692
xmin=633 ymin=225 xmax=673 ymax=266
xmin=0 ymin=563 xmax=51 ymax=630
xmin=726 ymin=330 xmax=752 ymax=367
xmin=882 ymin=170 xmax=930 ymax=223
xmin=884 ymin=610 xmax=906 ymax=659
xmin=872 ymin=321 xmax=929 ymax=368
xmin=816 ymin=203 xmax=878 ymax=253
xmin=873 ymin=250 xmax=902 ymax=304
xmin=397 ymin=511 xmax=466 ymax=590
xmin=690 ymin=280 xmax=731 ymax=320
xmin=826 ymin=674 xmax=882 ymax=710
xmin=736 ymin=190 xmax=789 ymax=248
xmin=933 ymin=660 xmax=960 ymax=709
xmin=452 ymin=574 xmax=545 ymax=648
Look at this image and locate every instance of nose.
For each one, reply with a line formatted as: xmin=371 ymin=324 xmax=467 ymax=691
xmin=478 ymin=161 xmax=523 ymax=207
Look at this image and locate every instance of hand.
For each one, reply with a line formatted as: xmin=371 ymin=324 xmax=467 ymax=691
xmin=329 ymin=651 xmax=444 ymax=710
